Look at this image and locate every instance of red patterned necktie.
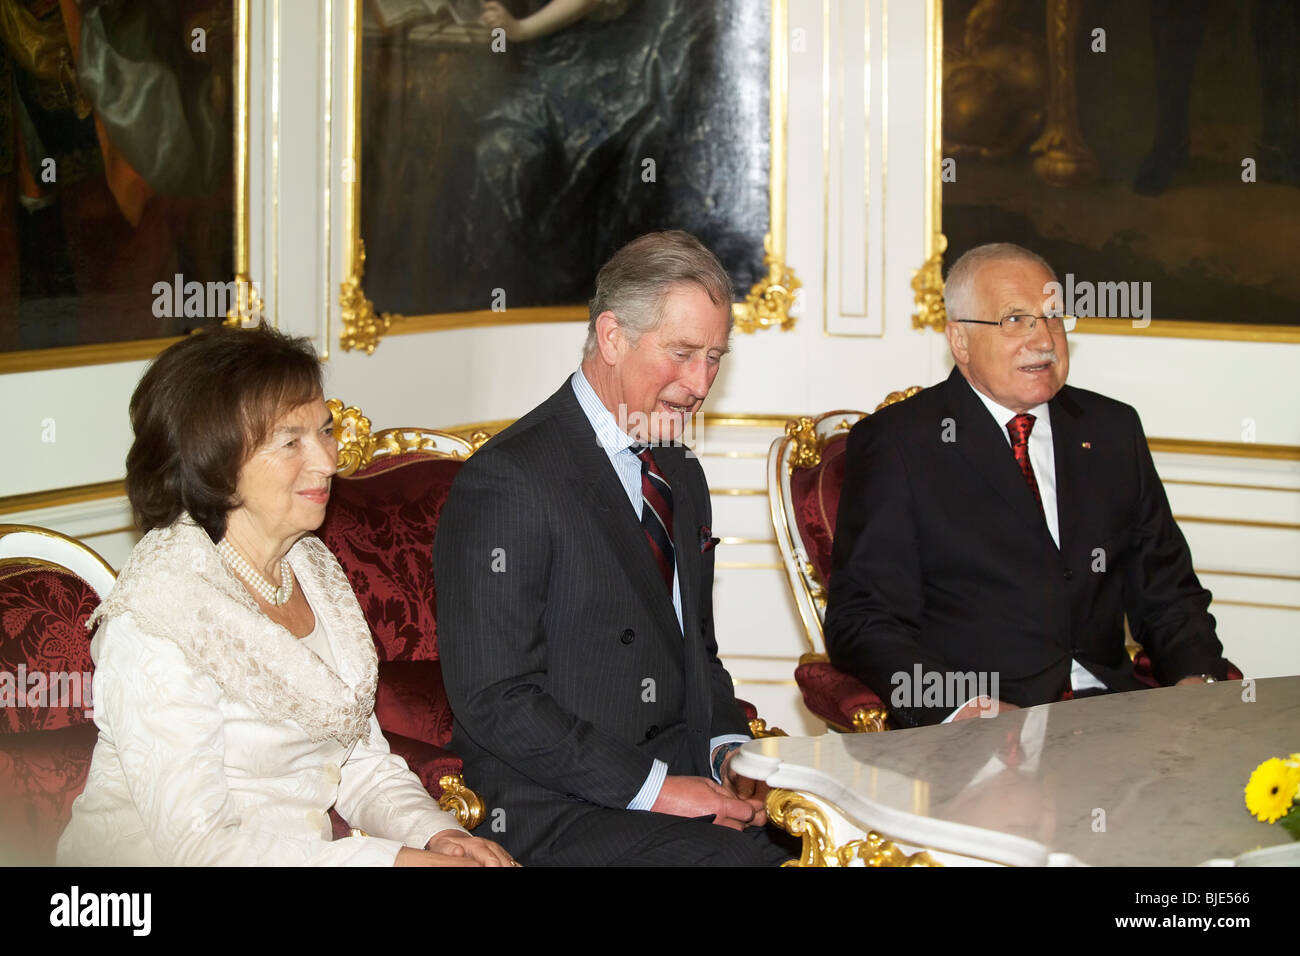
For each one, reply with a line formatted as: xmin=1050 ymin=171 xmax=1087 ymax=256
xmin=1006 ymin=413 xmax=1044 ymax=517
xmin=631 ymin=444 xmax=675 ymax=593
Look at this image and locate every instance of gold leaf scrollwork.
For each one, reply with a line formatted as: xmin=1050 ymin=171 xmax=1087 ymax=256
xmin=466 ymin=430 xmax=494 ymax=453
xmin=837 ymin=832 xmax=942 ymax=867
xmin=748 ymin=718 xmax=788 ymax=739
xmin=223 ymin=272 xmax=266 ymax=328
xmin=767 ymin=789 xmax=837 ymax=867
xmin=767 ymin=789 xmax=941 ymax=867
xmin=437 ymin=773 xmax=486 ymax=831
xmin=785 ymin=416 xmax=820 ymax=470
xmin=911 ymin=237 xmax=948 ymax=332
xmin=850 ymin=706 xmax=889 ymax=733
xmin=733 ymin=233 xmax=801 ymax=334
xmin=874 ymin=385 xmax=925 ymax=412
xmin=340 ymin=240 xmax=399 ymax=354
xmin=327 ymin=398 xmax=376 ymax=477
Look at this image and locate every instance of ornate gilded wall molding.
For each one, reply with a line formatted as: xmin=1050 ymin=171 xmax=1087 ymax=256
xmin=338 ymin=240 xmax=397 ymax=354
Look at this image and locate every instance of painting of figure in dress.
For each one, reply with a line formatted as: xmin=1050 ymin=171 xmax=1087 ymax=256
xmin=360 ymin=0 xmax=772 ymax=317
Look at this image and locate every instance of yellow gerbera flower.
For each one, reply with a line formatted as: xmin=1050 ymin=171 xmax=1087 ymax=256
xmin=1244 ymin=758 xmax=1300 ymax=824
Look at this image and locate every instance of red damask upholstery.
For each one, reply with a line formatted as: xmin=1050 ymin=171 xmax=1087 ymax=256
xmin=0 ymin=563 xmax=101 ymax=863
xmin=788 ymin=434 xmax=850 ymax=591
xmin=318 ymin=453 xmax=462 ymax=661
xmin=316 ymin=453 xmax=468 ymax=833
xmin=793 ymin=657 xmax=884 ymax=732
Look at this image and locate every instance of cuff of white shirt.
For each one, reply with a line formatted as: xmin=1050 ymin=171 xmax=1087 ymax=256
xmin=708 ymin=734 xmax=751 ymax=783
xmin=941 ymin=696 xmax=985 ymax=724
xmin=627 ymin=758 xmax=669 ymax=811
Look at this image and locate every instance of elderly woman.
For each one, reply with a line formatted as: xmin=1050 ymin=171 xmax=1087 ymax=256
xmin=58 ymin=325 xmax=513 ymax=866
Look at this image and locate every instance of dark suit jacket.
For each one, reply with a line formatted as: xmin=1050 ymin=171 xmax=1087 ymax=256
xmin=824 ymin=367 xmax=1227 ymax=728
xmin=434 ymin=380 xmax=749 ymax=862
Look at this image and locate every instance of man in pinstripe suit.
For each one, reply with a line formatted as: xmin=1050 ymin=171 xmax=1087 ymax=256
xmin=435 ymin=232 xmax=791 ymax=866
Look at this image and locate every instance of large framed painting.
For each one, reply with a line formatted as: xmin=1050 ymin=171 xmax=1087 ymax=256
xmin=339 ymin=0 xmax=797 ymax=353
xmin=915 ymin=0 xmax=1300 ymax=342
xmin=0 ymin=0 xmax=252 ymax=374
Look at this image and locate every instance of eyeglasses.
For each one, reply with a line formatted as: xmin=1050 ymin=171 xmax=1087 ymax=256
xmin=953 ymin=314 xmax=1078 ymax=337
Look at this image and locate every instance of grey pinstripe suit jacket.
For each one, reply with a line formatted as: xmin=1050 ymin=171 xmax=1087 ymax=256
xmin=434 ymin=380 xmax=749 ymax=862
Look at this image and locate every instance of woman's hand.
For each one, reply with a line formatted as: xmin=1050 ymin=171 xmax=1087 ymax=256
xmin=426 ymin=829 xmax=520 ymax=866
xmin=394 ymin=846 xmax=484 ymax=866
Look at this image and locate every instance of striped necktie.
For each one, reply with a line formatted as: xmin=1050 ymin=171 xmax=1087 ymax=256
xmin=630 ymin=443 xmax=675 ymax=592
xmin=1006 ymin=413 xmax=1044 ymax=518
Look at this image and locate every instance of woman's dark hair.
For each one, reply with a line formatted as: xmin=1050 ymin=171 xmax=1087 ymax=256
xmin=125 ymin=324 xmax=324 ymax=541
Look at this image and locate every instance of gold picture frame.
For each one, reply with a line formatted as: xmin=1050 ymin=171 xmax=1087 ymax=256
xmin=338 ymin=0 xmax=799 ymax=355
xmin=0 ymin=0 xmax=255 ymax=374
xmin=913 ymin=0 xmax=1300 ymax=344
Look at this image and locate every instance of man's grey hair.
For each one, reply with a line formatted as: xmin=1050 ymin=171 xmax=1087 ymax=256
xmin=943 ymin=242 xmax=1058 ymax=322
xmin=584 ymin=230 xmax=734 ymax=360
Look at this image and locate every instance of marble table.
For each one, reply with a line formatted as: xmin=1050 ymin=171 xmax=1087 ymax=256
xmin=733 ymin=677 xmax=1300 ymax=866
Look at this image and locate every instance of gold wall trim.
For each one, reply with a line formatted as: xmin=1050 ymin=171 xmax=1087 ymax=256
xmin=1149 ymin=438 xmax=1300 ymax=461
xmin=720 ymin=537 xmax=778 ymax=545
xmin=1212 ymin=599 xmax=1300 ymax=613
xmin=389 ymin=307 xmax=588 ymax=336
xmin=712 ymin=490 xmax=768 ymax=498
xmin=1174 ymin=515 xmax=1300 ymax=532
xmin=339 ymin=0 xmax=798 ymax=354
xmin=0 ymin=337 xmax=187 ymax=375
xmin=1071 ymin=318 xmax=1300 ymax=343
xmin=0 ymin=481 xmax=127 ymax=514
xmin=720 ymin=653 xmax=802 ymax=662
xmin=1165 ymin=479 xmax=1300 ymax=493
xmin=223 ymin=0 xmax=263 ymax=328
xmin=79 ymin=524 xmax=138 ymax=540
xmin=731 ymin=677 xmax=798 ymax=686
xmin=1197 ymin=568 xmax=1300 ymax=582
xmin=910 ymin=0 xmax=945 ymax=332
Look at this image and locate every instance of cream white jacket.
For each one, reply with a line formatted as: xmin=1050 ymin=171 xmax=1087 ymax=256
xmin=56 ymin=521 xmax=462 ymax=866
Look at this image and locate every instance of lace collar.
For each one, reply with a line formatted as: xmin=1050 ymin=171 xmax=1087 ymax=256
xmin=89 ymin=517 xmax=377 ymax=745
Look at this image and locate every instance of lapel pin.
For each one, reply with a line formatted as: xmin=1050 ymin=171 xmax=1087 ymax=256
xmin=1081 ymin=441 xmax=1091 ymax=449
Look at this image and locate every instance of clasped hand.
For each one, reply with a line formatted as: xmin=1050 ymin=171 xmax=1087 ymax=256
xmin=651 ymin=755 xmax=769 ymax=830
xmin=394 ymin=830 xmax=518 ymax=867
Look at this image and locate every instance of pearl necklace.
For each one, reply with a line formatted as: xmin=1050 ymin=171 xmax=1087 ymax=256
xmin=217 ymin=538 xmax=294 ymax=606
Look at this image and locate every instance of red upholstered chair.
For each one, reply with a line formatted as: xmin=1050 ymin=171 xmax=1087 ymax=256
xmin=0 ymin=525 xmax=116 ymax=864
xmin=315 ymin=400 xmax=487 ymax=833
xmin=768 ymin=390 xmax=922 ymax=733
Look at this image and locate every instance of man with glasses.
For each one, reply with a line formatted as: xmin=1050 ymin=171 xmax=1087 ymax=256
xmin=824 ymin=243 xmax=1229 ymax=728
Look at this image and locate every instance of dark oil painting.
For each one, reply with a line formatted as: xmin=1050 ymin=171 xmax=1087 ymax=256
xmin=0 ymin=0 xmax=236 ymax=356
xmin=941 ymin=0 xmax=1300 ymax=328
xmin=359 ymin=0 xmax=772 ymax=317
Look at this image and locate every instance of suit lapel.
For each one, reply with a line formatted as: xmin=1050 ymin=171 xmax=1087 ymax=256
xmin=943 ymin=369 xmax=1055 ymax=545
xmin=553 ymin=386 xmax=683 ymax=640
